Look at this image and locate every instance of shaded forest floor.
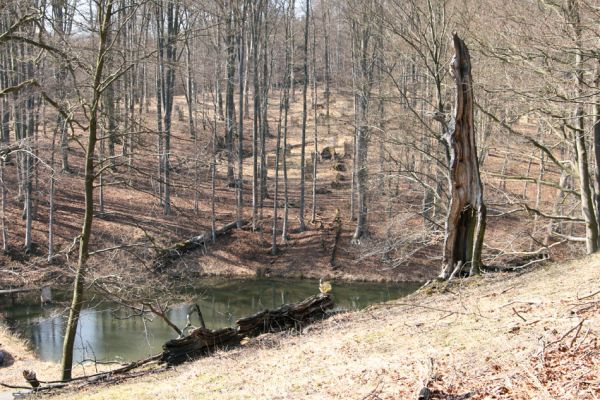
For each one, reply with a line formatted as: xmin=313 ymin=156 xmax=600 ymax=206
xmin=2 ymin=253 xmax=598 ymax=399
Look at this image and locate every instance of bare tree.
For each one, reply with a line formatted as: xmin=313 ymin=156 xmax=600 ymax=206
xmin=61 ymin=0 xmax=116 ymax=380
xmin=439 ymin=35 xmax=486 ymax=279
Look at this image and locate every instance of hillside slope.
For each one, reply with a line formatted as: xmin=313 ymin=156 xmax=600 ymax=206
xmin=9 ymin=255 xmax=593 ymax=399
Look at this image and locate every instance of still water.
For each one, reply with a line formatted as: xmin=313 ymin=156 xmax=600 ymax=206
xmin=1 ymin=278 xmax=420 ymax=363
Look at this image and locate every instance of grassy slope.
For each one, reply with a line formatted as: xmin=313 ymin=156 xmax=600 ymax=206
xmin=2 ymin=255 xmax=599 ymax=399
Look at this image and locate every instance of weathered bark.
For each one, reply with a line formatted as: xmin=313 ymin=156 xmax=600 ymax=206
xmin=440 ymin=35 xmax=487 ymax=279
xmin=160 ymin=293 xmax=333 ymax=365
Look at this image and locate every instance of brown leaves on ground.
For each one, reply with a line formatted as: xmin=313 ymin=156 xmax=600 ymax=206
xmin=531 ymin=321 xmax=599 ymax=399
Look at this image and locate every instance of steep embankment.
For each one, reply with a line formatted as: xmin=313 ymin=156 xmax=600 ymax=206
xmin=2 ymin=255 xmax=599 ymax=399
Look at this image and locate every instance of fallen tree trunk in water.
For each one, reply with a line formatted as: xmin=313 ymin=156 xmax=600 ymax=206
xmin=161 ymin=293 xmax=334 ymax=365
xmin=154 ymin=220 xmax=247 ymax=271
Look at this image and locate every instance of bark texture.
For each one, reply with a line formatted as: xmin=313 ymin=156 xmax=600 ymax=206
xmin=440 ymin=35 xmax=486 ymax=279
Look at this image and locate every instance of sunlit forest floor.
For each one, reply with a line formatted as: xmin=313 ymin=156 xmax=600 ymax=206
xmin=0 ymin=88 xmax=581 ymax=290
xmin=2 ymin=253 xmax=597 ymax=399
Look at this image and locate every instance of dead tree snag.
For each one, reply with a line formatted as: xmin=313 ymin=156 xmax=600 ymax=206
xmin=440 ymin=35 xmax=487 ymax=279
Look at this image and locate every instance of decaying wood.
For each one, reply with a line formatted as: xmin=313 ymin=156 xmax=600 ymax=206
xmin=440 ymin=34 xmax=487 ymax=279
xmin=161 ymin=293 xmax=334 ymax=365
xmin=154 ymin=220 xmax=247 ymax=270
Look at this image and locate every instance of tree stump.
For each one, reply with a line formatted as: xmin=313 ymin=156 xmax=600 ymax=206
xmin=440 ymin=34 xmax=487 ymax=279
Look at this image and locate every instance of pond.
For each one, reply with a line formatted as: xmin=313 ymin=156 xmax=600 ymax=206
xmin=0 ymin=278 xmax=421 ymax=364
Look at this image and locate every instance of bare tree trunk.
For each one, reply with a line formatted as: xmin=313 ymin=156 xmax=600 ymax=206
xmin=311 ymin=12 xmax=318 ymax=224
xmin=104 ymin=69 xmax=117 ymax=168
xmin=298 ymin=0 xmax=310 ymax=232
xmin=61 ymin=1 xmax=113 ymax=380
xmin=570 ymin=0 xmax=597 ymax=253
xmin=593 ymin=65 xmax=600 ymax=247
xmin=272 ymin=90 xmax=283 ymax=255
xmin=237 ymin=5 xmax=246 ymax=229
xmin=274 ymin=0 xmax=293 ymax=252
xmin=440 ymin=35 xmax=487 ymax=279
xmin=350 ymin=10 xmax=377 ymax=242
xmin=155 ymin=50 xmax=164 ymax=206
xmin=0 ymin=163 xmax=6 ymax=252
xmin=23 ymin=48 xmax=34 ymax=253
xmin=98 ymin=130 xmax=105 ymax=214
xmin=216 ymin=23 xmax=224 ymax=121
xmin=251 ymin=1 xmax=261 ymax=230
xmin=163 ymin=1 xmax=179 ymax=216
xmin=48 ymin=116 xmax=60 ymax=261
xmin=258 ymin=7 xmax=271 ymax=224
xmin=225 ymin=6 xmax=236 ymax=185
xmin=52 ymin=0 xmax=71 ymax=173
xmin=350 ymin=91 xmax=357 ymax=221
xmin=352 ymin=95 xmax=368 ymax=242
xmin=322 ymin=1 xmax=331 ymax=139
xmin=281 ymin=0 xmax=293 ymax=243
xmin=185 ymin=40 xmax=195 ymax=139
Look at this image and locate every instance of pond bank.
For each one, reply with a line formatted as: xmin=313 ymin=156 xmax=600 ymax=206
xmin=0 ymin=323 xmax=57 ymax=386
xmin=3 ymin=254 xmax=599 ymax=398
xmin=2 ymin=278 xmax=421 ymax=364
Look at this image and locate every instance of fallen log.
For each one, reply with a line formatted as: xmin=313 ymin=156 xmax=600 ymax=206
xmin=236 ymin=292 xmax=334 ymax=335
xmin=161 ymin=293 xmax=334 ymax=365
xmin=154 ymin=220 xmax=247 ymax=271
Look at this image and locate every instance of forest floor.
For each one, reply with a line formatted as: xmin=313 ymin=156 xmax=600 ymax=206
xmin=0 ymin=91 xmax=441 ymax=290
xmin=1 ymin=253 xmax=598 ymax=399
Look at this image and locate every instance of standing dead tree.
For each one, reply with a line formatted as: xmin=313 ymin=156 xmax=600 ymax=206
xmin=439 ymin=34 xmax=486 ymax=279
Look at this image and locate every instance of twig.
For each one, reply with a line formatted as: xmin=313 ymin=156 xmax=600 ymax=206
xmin=569 ymin=320 xmax=584 ymax=348
xmin=0 ymin=383 xmax=31 ymax=390
xmin=360 ymin=379 xmax=383 ymax=400
xmin=500 ymin=300 xmax=541 ymax=308
xmin=547 ymin=319 xmax=586 ymax=347
xmin=574 ymin=328 xmax=590 ymax=351
xmin=512 ymin=307 xmax=527 ymax=322
xmin=371 ymin=302 xmax=487 ymax=318
xmin=511 ymin=255 xmax=549 ymax=270
xmin=40 ymin=354 xmax=162 ymax=385
xmin=577 ymin=289 xmax=600 ymax=300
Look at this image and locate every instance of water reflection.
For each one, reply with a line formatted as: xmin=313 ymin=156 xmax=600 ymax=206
xmin=1 ymin=278 xmax=420 ymax=363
